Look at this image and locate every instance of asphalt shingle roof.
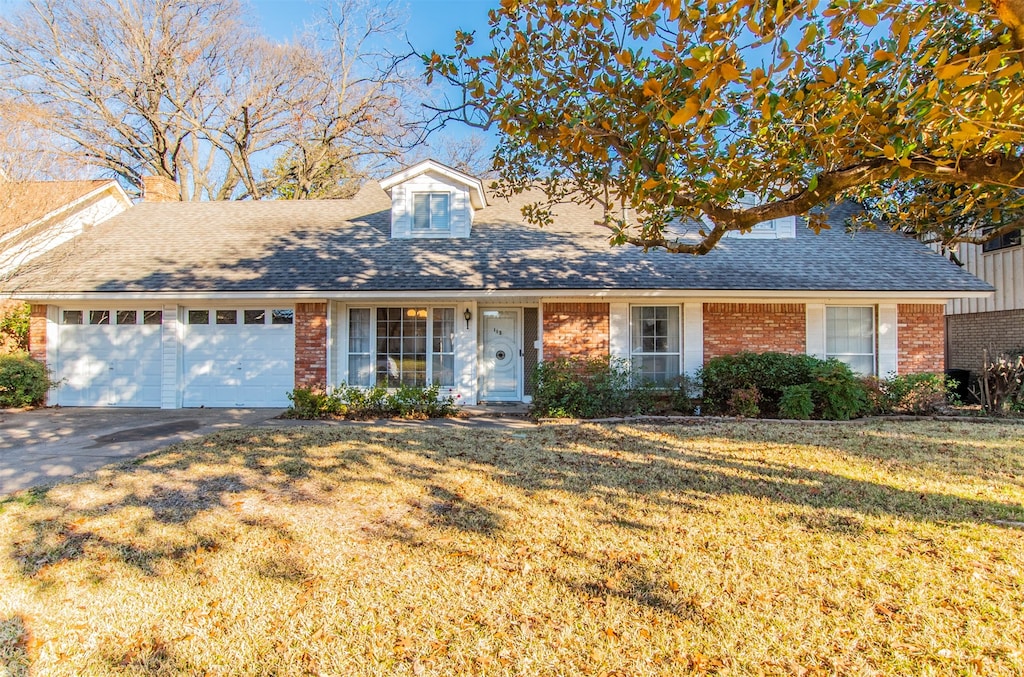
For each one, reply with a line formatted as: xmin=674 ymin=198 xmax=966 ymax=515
xmin=5 ymin=183 xmax=992 ymax=295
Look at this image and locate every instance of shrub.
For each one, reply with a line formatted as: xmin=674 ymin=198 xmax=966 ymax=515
xmin=0 ymin=303 xmax=30 ymax=353
xmin=286 ymin=386 xmax=347 ymax=418
xmin=531 ymin=357 xmax=652 ymax=418
xmin=668 ymin=374 xmax=699 ymax=414
xmin=727 ymin=386 xmax=761 ymax=417
xmin=285 ymin=383 xmax=457 ymax=419
xmin=779 ymin=384 xmax=814 ymax=420
xmin=858 ymin=376 xmax=888 ymax=416
xmin=699 ymin=352 xmax=821 ymax=417
xmin=700 ymin=352 xmax=869 ymax=420
xmin=0 ymin=353 xmax=52 ymax=407
xmin=809 ymin=360 xmax=868 ymax=421
xmin=882 ymin=372 xmax=953 ymax=415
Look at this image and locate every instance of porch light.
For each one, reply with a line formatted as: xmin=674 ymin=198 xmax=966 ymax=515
xmin=463 ymin=308 xmax=472 ymax=329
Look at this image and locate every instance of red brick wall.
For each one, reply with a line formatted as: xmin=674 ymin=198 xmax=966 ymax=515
xmin=28 ymin=304 xmax=47 ymax=365
xmin=294 ymin=303 xmax=327 ymax=388
xmin=542 ymin=303 xmax=609 ymax=360
xmin=898 ymin=304 xmax=945 ymax=374
xmin=703 ymin=303 xmax=806 ymax=362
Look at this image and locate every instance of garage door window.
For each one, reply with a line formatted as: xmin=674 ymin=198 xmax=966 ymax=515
xmin=90 ymin=310 xmax=110 ymax=325
xmin=216 ymin=310 xmax=237 ymax=325
xmin=271 ymin=309 xmax=294 ymax=325
xmin=62 ymin=310 xmax=83 ymax=324
xmin=143 ymin=310 xmax=163 ymax=325
xmin=188 ymin=310 xmax=209 ymax=324
xmin=117 ymin=310 xmax=137 ymax=325
xmin=244 ymin=310 xmax=265 ymax=325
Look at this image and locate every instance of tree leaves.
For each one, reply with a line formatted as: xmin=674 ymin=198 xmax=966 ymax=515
xmin=427 ymin=0 xmax=1024 ymax=254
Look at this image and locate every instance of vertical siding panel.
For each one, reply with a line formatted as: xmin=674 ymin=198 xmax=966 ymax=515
xmin=608 ymin=303 xmax=629 ymax=362
xmin=1012 ymin=247 xmax=1023 ymax=308
xmin=805 ymin=303 xmax=825 ymax=359
xmin=682 ymin=302 xmax=703 ymax=377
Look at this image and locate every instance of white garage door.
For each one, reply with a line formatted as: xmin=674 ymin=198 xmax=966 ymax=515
xmin=54 ymin=309 xmax=163 ymax=407
xmin=182 ymin=308 xmax=295 ymax=407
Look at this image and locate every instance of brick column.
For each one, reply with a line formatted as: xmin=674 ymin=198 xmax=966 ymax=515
xmin=294 ymin=303 xmax=327 ymax=388
xmin=898 ymin=304 xmax=945 ymax=374
xmin=703 ymin=303 xmax=806 ymax=362
xmin=28 ymin=304 xmax=47 ymax=365
xmin=542 ymin=302 xmax=609 ymax=360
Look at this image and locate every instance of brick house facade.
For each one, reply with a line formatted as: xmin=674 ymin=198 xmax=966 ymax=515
xmin=8 ymin=160 xmax=987 ymax=408
xmin=703 ymin=303 xmax=806 ymax=362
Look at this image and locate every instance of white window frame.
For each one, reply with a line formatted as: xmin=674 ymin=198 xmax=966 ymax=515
xmin=411 ymin=192 xmax=451 ymax=232
xmin=629 ymin=304 xmax=682 ymax=386
xmin=825 ymin=306 xmax=876 ymax=376
xmin=346 ymin=306 xmax=457 ymax=388
xmin=60 ymin=308 xmax=164 ymax=325
xmin=183 ymin=307 xmax=294 ymax=326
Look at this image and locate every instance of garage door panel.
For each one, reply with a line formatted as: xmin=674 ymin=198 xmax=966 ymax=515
xmin=54 ymin=324 xmax=162 ymax=407
xmin=182 ymin=321 xmax=294 ymax=408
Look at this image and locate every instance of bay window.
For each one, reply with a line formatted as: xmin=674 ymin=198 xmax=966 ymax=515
xmin=347 ymin=307 xmax=456 ymax=388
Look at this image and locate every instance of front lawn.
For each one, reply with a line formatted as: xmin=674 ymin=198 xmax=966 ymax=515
xmin=1 ymin=421 xmax=1022 ymax=675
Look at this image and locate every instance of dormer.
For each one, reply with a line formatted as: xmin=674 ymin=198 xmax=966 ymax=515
xmin=723 ymin=193 xmax=797 ymax=239
xmin=379 ymin=159 xmax=488 ymax=239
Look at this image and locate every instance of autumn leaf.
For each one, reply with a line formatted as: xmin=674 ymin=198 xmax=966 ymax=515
xmin=859 ymin=8 xmax=879 ymax=26
xmin=720 ymin=62 xmax=741 ymax=81
xmin=669 ymin=97 xmax=700 ymax=126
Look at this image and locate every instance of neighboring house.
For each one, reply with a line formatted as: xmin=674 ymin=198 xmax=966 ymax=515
xmin=0 ymin=179 xmax=133 ymax=279
xmin=8 ymin=159 xmax=992 ymax=409
xmin=945 ymin=229 xmax=1024 ymax=374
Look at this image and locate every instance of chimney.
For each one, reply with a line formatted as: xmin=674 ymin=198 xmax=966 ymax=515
xmin=141 ymin=175 xmax=179 ymax=202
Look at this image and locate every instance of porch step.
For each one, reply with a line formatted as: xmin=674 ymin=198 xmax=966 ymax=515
xmin=461 ymin=403 xmax=533 ymax=418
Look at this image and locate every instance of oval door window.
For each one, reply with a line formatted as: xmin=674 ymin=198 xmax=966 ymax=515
xmin=495 ymin=350 xmax=506 ymax=360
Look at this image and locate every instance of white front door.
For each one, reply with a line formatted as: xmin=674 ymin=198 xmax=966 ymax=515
xmin=479 ymin=308 xmax=520 ymax=401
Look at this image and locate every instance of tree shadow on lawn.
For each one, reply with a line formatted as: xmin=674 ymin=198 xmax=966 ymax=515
xmin=2 ymin=429 xmax=379 ymax=583
xmin=389 ymin=422 xmax=1024 ymax=529
xmin=3 ymin=421 xmax=1022 ymax=604
xmin=0 ymin=614 xmax=30 ymax=677
xmin=708 ymin=420 xmax=1024 ymax=489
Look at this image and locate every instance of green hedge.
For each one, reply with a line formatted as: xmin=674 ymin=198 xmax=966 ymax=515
xmin=530 ymin=357 xmax=657 ymax=418
xmin=0 ymin=353 xmax=51 ymax=407
xmin=699 ymin=352 xmax=869 ymax=420
xmin=285 ymin=383 xmax=459 ymax=419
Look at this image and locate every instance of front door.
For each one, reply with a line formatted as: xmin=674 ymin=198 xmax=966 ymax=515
xmin=480 ymin=308 xmax=520 ymax=401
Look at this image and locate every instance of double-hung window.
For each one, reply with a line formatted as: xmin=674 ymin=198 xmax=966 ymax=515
xmin=826 ymin=306 xmax=876 ymax=376
xmin=347 ymin=307 xmax=456 ymax=388
xmin=630 ymin=305 xmax=681 ymax=385
xmin=412 ymin=193 xmax=451 ymax=232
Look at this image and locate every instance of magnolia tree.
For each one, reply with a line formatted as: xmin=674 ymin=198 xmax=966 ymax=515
xmin=426 ymin=0 xmax=1024 ymax=254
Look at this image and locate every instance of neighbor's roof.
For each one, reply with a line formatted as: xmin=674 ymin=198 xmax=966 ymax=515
xmin=5 ymin=182 xmax=993 ymax=296
xmin=0 ymin=179 xmax=117 ymax=238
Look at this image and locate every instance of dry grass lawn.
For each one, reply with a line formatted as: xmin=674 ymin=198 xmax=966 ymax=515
xmin=1 ymin=421 xmax=1023 ymax=676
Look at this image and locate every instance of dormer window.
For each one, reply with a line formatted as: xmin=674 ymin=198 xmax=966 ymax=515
xmin=380 ymin=159 xmax=487 ymax=239
xmin=413 ymin=193 xmax=451 ymax=232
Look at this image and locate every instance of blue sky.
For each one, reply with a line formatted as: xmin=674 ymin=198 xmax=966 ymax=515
xmin=251 ymin=0 xmax=497 ymax=159
xmin=252 ymin=0 xmax=492 ymax=58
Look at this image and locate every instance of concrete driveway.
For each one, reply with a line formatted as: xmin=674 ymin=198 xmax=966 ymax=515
xmin=0 ymin=407 xmax=284 ymax=496
xmin=0 ymin=407 xmax=537 ymax=496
